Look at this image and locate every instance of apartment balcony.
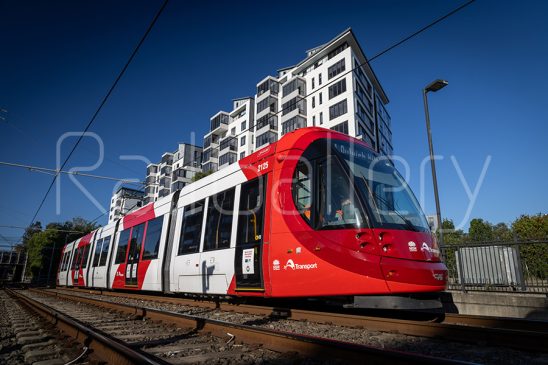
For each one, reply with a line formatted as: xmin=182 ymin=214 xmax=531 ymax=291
xmin=202 ymin=147 xmax=219 ymax=163
xmin=171 ymin=181 xmax=186 ymax=192
xmin=257 ymin=78 xmax=279 ymax=97
xmin=145 ymin=176 xmax=156 ymax=185
xmin=207 ymin=112 xmax=230 ymax=137
xmin=146 ymin=164 xmax=158 ymax=175
xmin=160 ymin=165 xmax=172 ymax=176
xmin=281 ymin=97 xmax=307 ymax=122
xmin=281 ymin=77 xmax=306 ymax=104
xmin=282 ymin=115 xmax=306 ymax=135
xmin=256 ymin=96 xmax=277 ymax=119
xmin=161 ymin=153 xmax=173 ymax=165
xmin=255 ymin=114 xmax=278 ymax=135
xmin=219 ymin=151 xmax=237 ymax=167
xmin=202 ymin=162 xmax=218 ymax=173
xmin=219 ymin=136 xmax=237 ymax=152
xmin=158 ymin=187 xmax=171 ymax=198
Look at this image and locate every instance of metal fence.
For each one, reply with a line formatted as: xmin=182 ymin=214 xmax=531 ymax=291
xmin=441 ymin=240 xmax=548 ymax=293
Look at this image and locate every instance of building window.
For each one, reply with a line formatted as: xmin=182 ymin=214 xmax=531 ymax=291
xmin=219 ymin=152 xmax=236 ymax=165
xmin=312 ymin=115 xmax=316 ymax=126
xmin=319 ymin=73 xmax=322 ymax=85
xmin=320 ymin=112 xmax=323 ymax=125
xmin=231 ymin=127 xmax=236 ymax=136
xmin=312 ymin=77 xmax=315 ymax=90
xmin=240 ymin=136 xmax=246 ymax=146
xmin=312 ymin=96 xmax=315 ymax=108
xmin=331 ymin=121 xmax=349 ymax=134
xmin=328 ymin=59 xmax=345 ymax=79
xmin=241 ymin=121 xmax=246 ymax=131
xmin=256 ymin=114 xmax=278 ymax=130
xmin=240 ymin=152 xmax=245 ymax=159
xmin=328 ymin=42 xmax=348 ymax=59
xmin=319 ymin=92 xmax=323 ymax=105
xmin=328 ymin=79 xmax=346 ymax=99
xmin=282 ymin=97 xmax=306 ymax=116
xmin=329 ymin=99 xmax=347 ymax=120
xmin=282 ymin=116 xmax=306 ymax=135
xmin=256 ymin=131 xmax=277 ymax=147
xmin=282 ymin=78 xmax=306 ymax=97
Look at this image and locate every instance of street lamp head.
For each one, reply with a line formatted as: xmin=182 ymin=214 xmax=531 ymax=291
xmin=425 ymin=79 xmax=448 ymax=93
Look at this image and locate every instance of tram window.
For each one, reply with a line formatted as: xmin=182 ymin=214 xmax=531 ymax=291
xmin=293 ymin=161 xmax=313 ymax=223
xmin=317 ymin=157 xmax=364 ymax=229
xmin=72 ymin=248 xmax=81 ymax=270
xmin=99 ymin=236 xmax=111 ymax=266
xmin=237 ymin=178 xmax=265 ymax=244
xmin=115 ymin=229 xmax=131 ymax=264
xmin=60 ymin=253 xmax=65 ymax=271
xmin=81 ymin=245 xmax=90 ymax=269
xmin=204 ymin=188 xmax=235 ymax=251
xmin=178 ymin=200 xmax=205 ymax=255
xmin=129 ymin=223 xmax=145 ymax=261
xmin=143 ymin=216 xmax=164 ymax=260
xmin=92 ymin=239 xmax=103 ymax=267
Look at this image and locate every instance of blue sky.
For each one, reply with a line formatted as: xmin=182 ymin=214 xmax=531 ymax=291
xmin=1 ymin=0 xmax=547 ymax=245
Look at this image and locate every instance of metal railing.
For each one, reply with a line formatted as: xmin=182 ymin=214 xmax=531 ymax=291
xmin=441 ymin=240 xmax=547 ymax=293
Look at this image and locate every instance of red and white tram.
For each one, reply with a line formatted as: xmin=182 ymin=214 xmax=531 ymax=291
xmin=57 ymin=127 xmax=447 ymax=308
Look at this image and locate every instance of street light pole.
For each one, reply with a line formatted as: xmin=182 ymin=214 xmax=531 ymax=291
xmin=423 ymin=79 xmax=448 ymax=247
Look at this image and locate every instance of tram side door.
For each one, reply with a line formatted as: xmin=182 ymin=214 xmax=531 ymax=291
xmin=235 ymin=177 xmax=266 ymax=290
xmin=73 ymin=248 xmax=81 ymax=285
xmin=125 ymin=223 xmax=145 ymax=287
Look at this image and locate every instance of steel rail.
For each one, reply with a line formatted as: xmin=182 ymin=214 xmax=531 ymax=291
xmin=50 ymin=287 xmax=548 ymax=353
xmin=6 ymin=288 xmax=172 ymax=365
xmin=29 ymin=288 xmax=472 ymax=364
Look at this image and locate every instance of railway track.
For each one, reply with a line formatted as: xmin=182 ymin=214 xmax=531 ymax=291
xmin=5 ymin=288 xmax=470 ymax=365
xmin=0 ymin=290 xmax=90 ymax=364
xmin=49 ymin=287 xmax=547 ymax=353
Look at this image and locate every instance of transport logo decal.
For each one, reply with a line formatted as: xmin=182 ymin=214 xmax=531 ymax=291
xmin=421 ymin=242 xmax=440 ymax=255
xmin=408 ymin=241 xmax=417 ymax=252
xmin=432 ymin=273 xmax=444 ymax=281
xmin=272 ymin=260 xmax=280 ymax=271
xmin=283 ymin=259 xmax=318 ymax=271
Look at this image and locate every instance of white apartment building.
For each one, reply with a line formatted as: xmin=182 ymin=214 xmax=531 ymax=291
xmin=202 ymin=28 xmax=393 ymax=173
xmin=144 ymin=143 xmax=203 ymax=204
xmin=108 ymin=187 xmax=145 ymax=223
xmin=202 ymin=97 xmax=255 ymax=172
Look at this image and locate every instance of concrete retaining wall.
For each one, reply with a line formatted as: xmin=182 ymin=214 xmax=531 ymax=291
xmin=442 ymin=291 xmax=548 ymax=320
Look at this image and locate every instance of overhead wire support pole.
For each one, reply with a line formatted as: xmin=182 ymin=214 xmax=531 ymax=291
xmin=28 ymin=0 xmax=170 ymax=227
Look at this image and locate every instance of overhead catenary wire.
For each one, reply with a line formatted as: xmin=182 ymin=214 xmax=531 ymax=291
xmin=231 ymin=0 xmax=476 ymax=143
xmin=0 ymin=161 xmax=143 ymax=186
xmin=28 ymin=0 xmax=170 ymax=227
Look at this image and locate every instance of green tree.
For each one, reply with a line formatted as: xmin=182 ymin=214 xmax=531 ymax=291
xmin=492 ymin=222 xmax=513 ymax=242
xmin=468 ymin=218 xmax=494 ymax=242
xmin=512 ymin=214 xmax=547 ymax=280
xmin=439 ymin=219 xmax=465 ymax=278
xmin=22 ymin=217 xmax=98 ymax=283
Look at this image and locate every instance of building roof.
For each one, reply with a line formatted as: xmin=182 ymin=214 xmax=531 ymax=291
xmin=293 ymin=28 xmax=389 ymax=104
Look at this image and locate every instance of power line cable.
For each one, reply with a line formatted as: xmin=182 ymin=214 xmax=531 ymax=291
xmin=28 ymin=0 xmax=170 ymax=227
xmin=231 ymin=0 xmax=476 ymax=142
xmin=0 ymin=161 xmax=144 ymax=186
